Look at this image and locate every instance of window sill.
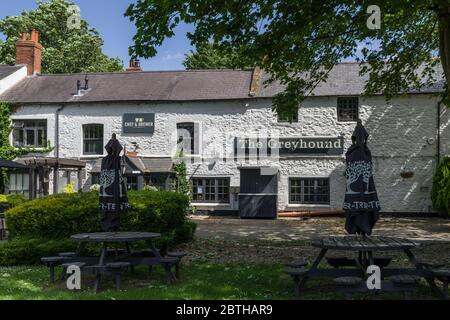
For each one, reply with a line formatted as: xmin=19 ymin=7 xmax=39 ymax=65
xmin=191 ymin=202 xmax=231 ymax=207
xmin=79 ymin=155 xmax=104 ymax=159
xmin=286 ymin=204 xmax=331 ymax=208
xmin=14 ymin=146 xmax=48 ymax=150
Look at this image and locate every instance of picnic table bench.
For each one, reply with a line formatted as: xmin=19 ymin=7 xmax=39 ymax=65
xmin=42 ymin=232 xmax=186 ymax=292
xmin=291 ymin=235 xmax=442 ymax=298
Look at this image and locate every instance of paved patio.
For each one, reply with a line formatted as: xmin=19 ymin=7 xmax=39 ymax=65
xmin=190 ymin=215 xmax=450 ymax=242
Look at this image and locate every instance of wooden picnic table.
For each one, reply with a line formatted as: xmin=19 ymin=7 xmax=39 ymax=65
xmin=299 ymin=235 xmax=441 ymax=296
xmin=69 ymin=231 xmax=176 ymax=292
xmin=71 ymin=231 xmax=161 ymax=243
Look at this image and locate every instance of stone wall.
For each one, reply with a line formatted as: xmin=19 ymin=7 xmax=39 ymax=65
xmin=11 ymin=93 xmax=449 ymax=213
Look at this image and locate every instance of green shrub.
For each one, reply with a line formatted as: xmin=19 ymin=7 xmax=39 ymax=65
xmin=5 ymin=192 xmax=101 ymax=239
xmin=6 ymin=190 xmax=193 ymax=239
xmin=0 ymin=238 xmax=77 ymax=266
xmin=0 ymin=194 xmax=28 ymax=207
xmin=1 ymin=190 xmax=195 ymax=265
xmin=431 ymin=157 xmax=450 ymax=217
xmin=63 ymin=182 xmax=77 ymax=194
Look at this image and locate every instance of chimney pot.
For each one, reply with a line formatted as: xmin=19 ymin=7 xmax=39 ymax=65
xmin=30 ymin=30 xmax=39 ymax=42
xmin=126 ymin=59 xmax=142 ymax=72
xmin=15 ymin=29 xmax=43 ymax=76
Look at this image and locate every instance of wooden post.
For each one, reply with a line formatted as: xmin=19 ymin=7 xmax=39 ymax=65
xmin=31 ymin=168 xmax=38 ymax=199
xmin=28 ymin=168 xmax=34 ymax=200
xmin=53 ymin=165 xmax=59 ymax=195
xmin=77 ymin=168 xmax=83 ymax=192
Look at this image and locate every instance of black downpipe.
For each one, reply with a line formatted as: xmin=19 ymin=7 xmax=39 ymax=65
xmin=55 ymin=104 xmax=65 ymax=159
xmin=436 ymin=100 xmax=443 ymax=170
xmin=53 ymin=104 xmax=65 ymax=194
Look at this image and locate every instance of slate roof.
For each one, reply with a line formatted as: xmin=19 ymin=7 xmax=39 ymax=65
xmin=91 ymin=156 xmax=173 ymax=173
xmin=0 ymin=63 xmax=444 ymax=104
xmin=0 ymin=65 xmax=23 ymax=80
xmin=0 ymin=69 xmax=254 ymax=104
xmin=258 ymin=62 xmax=445 ymax=97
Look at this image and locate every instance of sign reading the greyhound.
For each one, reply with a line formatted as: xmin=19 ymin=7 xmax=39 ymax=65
xmin=123 ymin=113 xmax=155 ymax=134
xmin=235 ymin=136 xmax=344 ymax=156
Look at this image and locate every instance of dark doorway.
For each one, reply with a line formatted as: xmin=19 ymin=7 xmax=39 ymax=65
xmin=238 ymin=168 xmax=278 ymax=218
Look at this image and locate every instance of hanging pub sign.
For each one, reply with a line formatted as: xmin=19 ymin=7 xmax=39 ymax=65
xmin=235 ymin=136 xmax=344 ymax=157
xmin=123 ymin=113 xmax=155 ymax=134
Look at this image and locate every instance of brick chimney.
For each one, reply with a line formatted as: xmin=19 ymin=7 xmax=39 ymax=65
xmin=126 ymin=59 xmax=142 ymax=72
xmin=15 ymin=30 xmax=43 ymax=76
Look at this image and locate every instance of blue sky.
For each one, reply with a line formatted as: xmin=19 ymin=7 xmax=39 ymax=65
xmin=0 ymin=0 xmax=194 ymax=70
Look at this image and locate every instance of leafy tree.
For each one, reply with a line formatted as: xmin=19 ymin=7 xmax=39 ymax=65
xmin=173 ymin=150 xmax=190 ymax=197
xmin=183 ymin=42 xmax=249 ymax=70
xmin=0 ymin=0 xmax=123 ymax=74
xmin=0 ymin=102 xmax=53 ymax=192
xmin=125 ymin=0 xmax=450 ymax=118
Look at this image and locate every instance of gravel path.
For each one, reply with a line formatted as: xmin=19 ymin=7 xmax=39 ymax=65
xmin=180 ymin=215 xmax=450 ymax=266
xmin=190 ymin=215 xmax=450 ymax=242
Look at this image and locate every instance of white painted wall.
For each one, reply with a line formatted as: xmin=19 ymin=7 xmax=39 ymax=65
xmin=0 ymin=66 xmax=27 ymax=95
xmin=10 ymin=93 xmax=450 ymax=213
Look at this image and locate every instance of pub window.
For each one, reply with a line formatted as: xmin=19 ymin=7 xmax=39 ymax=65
xmin=126 ymin=176 xmax=138 ymax=190
xmin=91 ymin=173 xmax=100 ymax=185
xmin=83 ymin=124 xmax=104 ymax=155
xmin=8 ymin=173 xmax=30 ymax=199
xmin=277 ymin=111 xmax=299 ymax=123
xmin=289 ymin=178 xmax=330 ymax=205
xmin=337 ymin=97 xmax=359 ymax=122
xmin=176 ymin=123 xmax=195 ymax=155
xmin=144 ymin=174 xmax=170 ymax=191
xmin=191 ymin=178 xmax=230 ymax=203
xmin=12 ymin=120 xmax=47 ymax=148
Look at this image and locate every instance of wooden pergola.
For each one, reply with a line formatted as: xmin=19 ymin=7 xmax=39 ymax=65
xmin=16 ymin=157 xmax=86 ymax=199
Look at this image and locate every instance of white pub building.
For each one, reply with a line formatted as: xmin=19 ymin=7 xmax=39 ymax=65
xmin=1 ymin=30 xmax=449 ymax=217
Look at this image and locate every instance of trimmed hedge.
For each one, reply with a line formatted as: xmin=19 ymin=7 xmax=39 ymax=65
xmin=0 ymin=238 xmax=77 ymax=266
xmin=432 ymin=157 xmax=450 ymax=217
xmin=0 ymin=194 xmax=28 ymax=208
xmin=0 ymin=190 xmax=196 ymax=265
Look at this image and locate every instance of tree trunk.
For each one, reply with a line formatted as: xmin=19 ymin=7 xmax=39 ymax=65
xmin=435 ymin=1 xmax=450 ymax=105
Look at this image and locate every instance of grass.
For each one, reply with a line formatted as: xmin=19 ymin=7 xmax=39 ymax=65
xmin=0 ymin=263 xmax=439 ymax=300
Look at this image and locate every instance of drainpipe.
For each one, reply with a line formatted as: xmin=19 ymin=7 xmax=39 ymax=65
xmin=55 ymin=104 xmax=65 ymax=159
xmin=436 ymin=100 xmax=443 ymax=170
xmin=53 ymin=104 xmax=65 ymax=194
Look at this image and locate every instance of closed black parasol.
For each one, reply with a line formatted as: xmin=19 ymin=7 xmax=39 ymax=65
xmin=343 ymin=120 xmax=381 ymax=236
xmin=99 ymin=134 xmax=129 ymax=231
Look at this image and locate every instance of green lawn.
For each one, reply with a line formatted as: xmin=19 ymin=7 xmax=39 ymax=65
xmin=0 ymin=263 xmax=438 ymax=300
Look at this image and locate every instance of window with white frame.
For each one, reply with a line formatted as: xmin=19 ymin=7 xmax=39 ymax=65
xmin=191 ymin=177 xmax=230 ymax=203
xmin=337 ymin=97 xmax=359 ymax=122
xmin=289 ymin=178 xmax=330 ymax=204
xmin=83 ymin=124 xmax=104 ymax=155
xmin=8 ymin=173 xmax=30 ymax=199
xmin=12 ymin=120 xmax=47 ymax=148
